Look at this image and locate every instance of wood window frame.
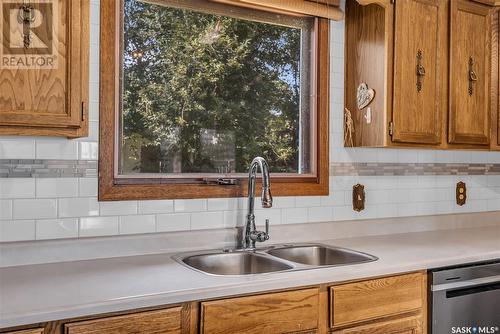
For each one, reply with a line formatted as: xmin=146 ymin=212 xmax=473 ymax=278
xmin=98 ymin=0 xmax=329 ymax=201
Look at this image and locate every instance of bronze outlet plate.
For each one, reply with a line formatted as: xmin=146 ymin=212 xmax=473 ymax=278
xmin=456 ymin=181 xmax=466 ymax=206
xmin=353 ymin=184 xmax=365 ymax=212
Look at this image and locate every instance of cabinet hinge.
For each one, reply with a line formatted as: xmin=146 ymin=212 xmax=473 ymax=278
xmin=81 ymin=102 xmax=85 ymax=121
xmin=389 ymin=121 xmax=394 ymax=136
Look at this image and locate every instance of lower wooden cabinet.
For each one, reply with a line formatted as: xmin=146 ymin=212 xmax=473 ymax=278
xmin=0 ymin=272 xmax=427 ymax=334
xmin=331 ymin=315 xmax=424 ymax=334
xmin=3 ymin=329 xmax=44 ymax=334
xmin=329 ymin=272 xmax=426 ymax=329
xmin=200 ymin=288 xmax=319 ymax=334
xmin=64 ymin=308 xmax=183 ymax=334
xmin=329 ymin=272 xmax=427 ymax=333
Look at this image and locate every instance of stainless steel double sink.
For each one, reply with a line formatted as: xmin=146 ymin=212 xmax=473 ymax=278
xmin=174 ymin=244 xmax=378 ymax=276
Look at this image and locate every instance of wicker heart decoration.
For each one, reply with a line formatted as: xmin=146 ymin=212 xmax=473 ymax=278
xmin=356 ymin=83 xmax=375 ymax=110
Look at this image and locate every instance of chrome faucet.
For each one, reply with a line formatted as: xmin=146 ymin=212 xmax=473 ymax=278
xmin=242 ymin=157 xmax=273 ymax=249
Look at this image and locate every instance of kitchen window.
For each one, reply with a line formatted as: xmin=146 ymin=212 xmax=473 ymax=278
xmin=99 ymin=0 xmax=330 ymax=200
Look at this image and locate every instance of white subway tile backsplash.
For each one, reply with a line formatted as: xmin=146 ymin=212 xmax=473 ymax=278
xmin=79 ymin=142 xmax=98 ymax=160
xmin=320 ymin=194 xmax=336 ymax=207
xmin=36 ymin=178 xmax=78 ymax=198
xmin=157 ymin=213 xmax=191 ymax=232
xmin=254 ymin=208 xmax=282 ymax=227
xmin=308 ymin=207 xmax=333 ymax=222
xmin=89 ymin=82 xmax=99 ymax=103
xmin=487 ymin=199 xmax=500 ymax=211
xmin=207 ymin=198 xmax=239 ymax=211
xmin=79 ymin=178 xmax=98 ymax=197
xmin=80 ymin=217 xmax=119 ymax=237
xmin=119 ymin=215 xmax=156 ymax=235
xmin=174 ymin=199 xmax=207 ymax=212
xmin=138 ymin=200 xmax=174 ymax=214
xmin=191 ymin=211 xmax=224 ymax=230
xmin=36 ymin=219 xmax=78 ymax=240
xmin=272 ymin=197 xmax=296 ymax=208
xmin=332 ymin=205 xmax=356 ymax=221
xmin=13 ymin=199 xmax=57 ymax=219
xmin=0 ymin=220 xmax=35 ymax=242
xmin=0 ymin=139 xmax=35 ymax=159
xmin=100 ymin=201 xmax=137 ymax=216
xmin=36 ymin=140 xmax=78 ymax=160
xmin=397 ymin=203 xmax=419 ymax=217
xmin=1 ymin=7 xmax=500 ymax=244
xmin=89 ymin=102 xmax=99 ymax=122
xmin=223 ymin=210 xmax=246 ymax=228
xmin=282 ymin=207 xmax=308 ymax=225
xmin=83 ymin=121 xmax=99 ymax=141
xmin=296 ymin=196 xmax=321 ymax=208
xmin=376 ymin=204 xmax=398 ymax=218
xmin=0 ymin=178 xmax=35 ymax=199
xmin=58 ymin=198 xmax=99 ymax=217
xmin=417 ymin=202 xmax=437 ymax=216
xmin=0 ymin=200 xmax=12 ymax=220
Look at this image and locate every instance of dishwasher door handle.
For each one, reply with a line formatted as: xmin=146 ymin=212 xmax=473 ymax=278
xmin=432 ymin=274 xmax=500 ymax=292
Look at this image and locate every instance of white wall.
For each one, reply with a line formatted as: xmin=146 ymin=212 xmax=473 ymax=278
xmin=1 ymin=0 xmax=500 ymax=242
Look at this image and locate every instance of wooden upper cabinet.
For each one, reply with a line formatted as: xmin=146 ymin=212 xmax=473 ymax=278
xmin=0 ymin=0 xmax=89 ymax=138
xmin=449 ymin=0 xmax=492 ymax=146
xmin=344 ymin=0 xmax=392 ymax=147
xmin=392 ymin=0 xmax=445 ymax=145
xmin=491 ymin=8 xmax=500 ymax=149
xmin=346 ymin=0 xmax=497 ymax=150
xmin=344 ymin=0 xmax=446 ymax=148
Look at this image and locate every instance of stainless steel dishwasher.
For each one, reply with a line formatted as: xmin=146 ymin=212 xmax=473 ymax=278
xmin=430 ymin=260 xmax=500 ymax=334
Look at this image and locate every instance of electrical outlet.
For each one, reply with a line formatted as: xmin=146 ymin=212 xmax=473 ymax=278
xmin=456 ymin=181 xmax=466 ymax=206
xmin=353 ymin=184 xmax=365 ymax=212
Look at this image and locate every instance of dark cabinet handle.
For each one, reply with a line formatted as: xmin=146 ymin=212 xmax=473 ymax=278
xmin=416 ymin=50 xmax=426 ymax=92
xmin=468 ymin=57 xmax=478 ymax=96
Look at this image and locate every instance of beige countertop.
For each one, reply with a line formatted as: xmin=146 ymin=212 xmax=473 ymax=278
xmin=1 ymin=225 xmax=500 ymax=328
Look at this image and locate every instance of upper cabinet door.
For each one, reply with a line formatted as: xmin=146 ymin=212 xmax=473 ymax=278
xmin=0 ymin=0 xmax=89 ymax=138
xmin=392 ymin=0 xmax=445 ymax=145
xmin=449 ymin=0 xmax=491 ymax=146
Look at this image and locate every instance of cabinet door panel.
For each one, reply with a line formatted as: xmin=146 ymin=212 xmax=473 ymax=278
xmin=64 ymin=308 xmax=182 ymax=334
xmin=3 ymin=330 xmax=44 ymax=334
xmin=200 ymin=288 xmax=319 ymax=334
xmin=493 ymin=10 xmax=499 ymax=148
xmin=392 ymin=0 xmax=444 ymax=145
xmin=329 ymin=273 xmax=426 ymax=329
xmin=449 ymin=0 xmax=491 ymax=146
xmin=0 ymin=0 xmax=88 ymax=137
xmin=331 ymin=315 xmax=423 ymax=334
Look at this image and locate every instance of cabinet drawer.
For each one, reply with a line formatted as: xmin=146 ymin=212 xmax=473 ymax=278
xmin=331 ymin=314 xmax=423 ymax=334
xmin=3 ymin=330 xmax=44 ymax=334
xmin=330 ymin=273 xmax=426 ymax=329
xmin=64 ymin=307 xmax=182 ymax=334
xmin=200 ymin=288 xmax=319 ymax=334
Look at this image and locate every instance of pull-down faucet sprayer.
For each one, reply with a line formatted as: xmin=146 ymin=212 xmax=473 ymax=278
xmin=243 ymin=157 xmax=273 ymax=249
